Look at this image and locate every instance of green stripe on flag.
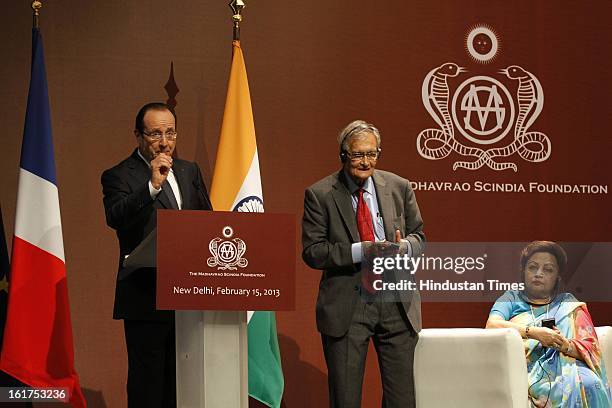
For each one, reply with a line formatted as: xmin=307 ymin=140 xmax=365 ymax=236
xmin=248 ymin=311 xmax=284 ymax=407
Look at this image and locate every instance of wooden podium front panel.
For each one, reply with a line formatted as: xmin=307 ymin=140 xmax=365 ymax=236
xmin=157 ymin=210 xmax=296 ymax=311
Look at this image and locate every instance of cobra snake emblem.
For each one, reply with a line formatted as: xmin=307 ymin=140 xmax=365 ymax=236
xmin=207 ymin=237 xmax=248 ymax=270
xmin=498 ymin=65 xmax=551 ymax=164
xmin=418 ymin=62 xmax=465 ymax=161
xmin=417 ymin=63 xmax=551 ymax=171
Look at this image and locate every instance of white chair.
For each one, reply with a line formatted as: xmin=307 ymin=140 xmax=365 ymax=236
xmin=414 ymin=328 xmax=528 ymax=408
xmin=595 ymin=326 xmax=612 ymax=388
xmin=414 ymin=327 xmax=612 ymax=408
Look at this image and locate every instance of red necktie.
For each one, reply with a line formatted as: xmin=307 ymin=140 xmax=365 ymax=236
xmin=357 ymin=189 xmax=376 ymax=292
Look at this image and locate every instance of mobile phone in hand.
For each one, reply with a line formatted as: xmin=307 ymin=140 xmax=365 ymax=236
xmin=541 ymin=318 xmax=556 ymax=329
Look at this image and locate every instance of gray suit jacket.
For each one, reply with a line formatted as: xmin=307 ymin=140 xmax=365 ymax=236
xmin=302 ymin=169 xmax=425 ymax=337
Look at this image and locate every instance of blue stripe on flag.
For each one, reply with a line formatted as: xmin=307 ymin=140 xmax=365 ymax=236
xmin=20 ymin=28 xmax=56 ymax=185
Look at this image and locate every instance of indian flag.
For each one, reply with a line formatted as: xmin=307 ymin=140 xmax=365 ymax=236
xmin=209 ymin=40 xmax=284 ymax=408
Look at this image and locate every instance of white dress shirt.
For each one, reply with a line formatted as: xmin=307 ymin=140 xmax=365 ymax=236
xmin=137 ymin=150 xmax=183 ymax=209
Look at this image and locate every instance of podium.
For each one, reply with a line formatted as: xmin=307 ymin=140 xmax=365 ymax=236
xmin=124 ymin=210 xmax=295 ymax=408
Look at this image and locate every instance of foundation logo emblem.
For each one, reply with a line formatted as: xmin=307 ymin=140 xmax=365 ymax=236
xmin=207 ymin=226 xmax=248 ymax=270
xmin=417 ymin=25 xmax=551 ymax=171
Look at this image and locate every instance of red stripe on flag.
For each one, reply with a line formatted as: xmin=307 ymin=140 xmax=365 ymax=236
xmin=0 ymin=236 xmax=86 ymax=407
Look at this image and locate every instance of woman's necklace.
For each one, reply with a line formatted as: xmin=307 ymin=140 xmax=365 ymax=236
xmin=529 ymin=303 xmax=549 ymax=325
xmin=524 ymin=292 xmax=552 ymax=326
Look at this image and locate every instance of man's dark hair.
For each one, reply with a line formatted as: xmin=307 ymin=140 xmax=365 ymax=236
xmin=134 ymin=102 xmax=177 ymax=134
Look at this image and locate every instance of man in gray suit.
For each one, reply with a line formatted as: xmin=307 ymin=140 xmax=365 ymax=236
xmin=302 ymin=120 xmax=425 ymax=408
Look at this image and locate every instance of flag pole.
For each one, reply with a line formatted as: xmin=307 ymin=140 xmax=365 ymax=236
xmin=229 ymin=0 xmax=246 ymax=41
xmin=32 ymin=0 xmax=42 ymax=29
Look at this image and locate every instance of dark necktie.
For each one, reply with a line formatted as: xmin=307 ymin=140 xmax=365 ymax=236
xmin=356 ymin=189 xmax=376 ymax=292
xmin=162 ymin=180 xmax=179 ymax=209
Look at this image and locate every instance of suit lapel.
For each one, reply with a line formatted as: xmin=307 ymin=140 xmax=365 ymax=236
xmin=373 ymin=171 xmax=395 ymax=241
xmin=172 ymin=160 xmax=189 ymax=209
xmin=126 ymin=149 xmax=172 ymax=209
xmin=332 ymin=171 xmax=360 ymax=243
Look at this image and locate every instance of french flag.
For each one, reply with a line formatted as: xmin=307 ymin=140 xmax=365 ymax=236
xmin=0 ymin=27 xmax=86 ymax=407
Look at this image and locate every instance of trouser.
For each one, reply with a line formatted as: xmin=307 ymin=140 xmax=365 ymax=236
xmin=322 ymin=300 xmax=418 ymax=408
xmin=124 ymin=319 xmax=176 ymax=408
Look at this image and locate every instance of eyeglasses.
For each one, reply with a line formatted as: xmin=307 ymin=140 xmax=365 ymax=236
xmin=347 ymin=151 xmax=379 ymax=162
xmin=526 ymin=262 xmax=558 ymax=275
xmin=142 ymin=130 xmax=178 ymax=141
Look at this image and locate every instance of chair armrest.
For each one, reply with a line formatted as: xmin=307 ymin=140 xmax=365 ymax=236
xmin=415 ymin=328 xmax=528 ymax=408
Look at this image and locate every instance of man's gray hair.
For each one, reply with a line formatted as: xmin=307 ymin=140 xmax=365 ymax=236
xmin=337 ymin=120 xmax=381 ymax=152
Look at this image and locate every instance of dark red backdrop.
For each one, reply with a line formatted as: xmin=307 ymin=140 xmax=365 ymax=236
xmin=1 ymin=1 xmax=610 ymax=407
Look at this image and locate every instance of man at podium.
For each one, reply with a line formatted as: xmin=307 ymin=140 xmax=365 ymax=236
xmin=302 ymin=120 xmax=425 ymax=408
xmin=101 ymin=102 xmax=212 ymax=407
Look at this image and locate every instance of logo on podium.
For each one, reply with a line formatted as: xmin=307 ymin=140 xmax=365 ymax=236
xmin=207 ymin=226 xmax=248 ymax=270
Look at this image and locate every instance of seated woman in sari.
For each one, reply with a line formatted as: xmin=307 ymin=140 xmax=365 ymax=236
xmin=486 ymin=241 xmax=611 ymax=407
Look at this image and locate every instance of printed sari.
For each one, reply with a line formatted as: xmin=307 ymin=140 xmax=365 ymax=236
xmin=491 ymin=291 xmax=611 ymax=407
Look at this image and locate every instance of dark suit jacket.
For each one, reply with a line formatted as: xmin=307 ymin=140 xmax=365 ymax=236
xmin=302 ymin=169 xmax=425 ymax=337
xmin=101 ymin=149 xmax=212 ymax=321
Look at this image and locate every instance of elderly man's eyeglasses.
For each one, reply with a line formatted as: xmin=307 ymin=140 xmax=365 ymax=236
xmin=347 ymin=151 xmax=379 ymax=162
xmin=142 ymin=130 xmax=178 ymax=141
